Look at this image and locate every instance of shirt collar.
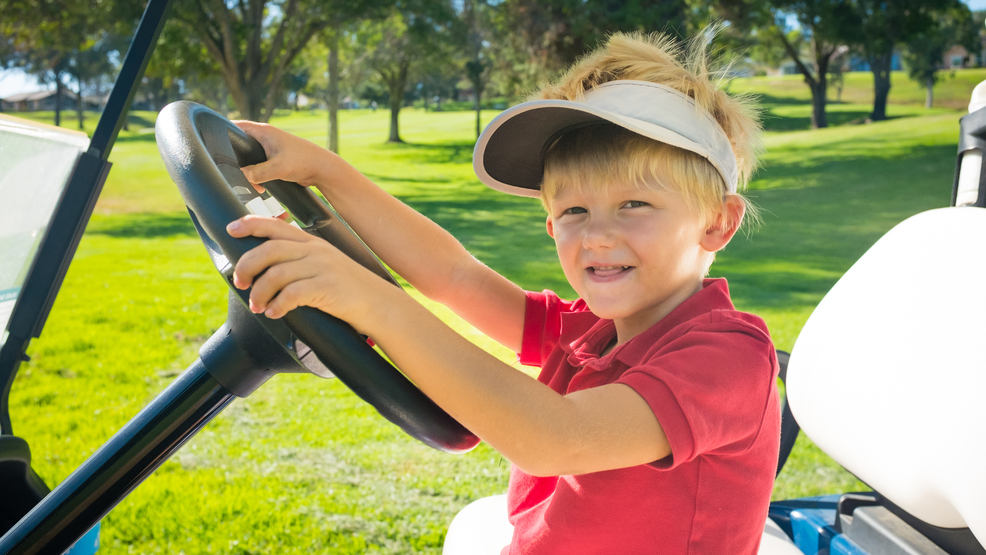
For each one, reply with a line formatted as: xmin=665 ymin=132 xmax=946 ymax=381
xmin=559 ymin=278 xmax=734 ymax=367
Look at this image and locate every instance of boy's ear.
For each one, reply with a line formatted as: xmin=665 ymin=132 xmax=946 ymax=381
xmin=700 ymin=196 xmax=745 ymax=253
xmin=545 ymin=216 xmax=555 ymax=239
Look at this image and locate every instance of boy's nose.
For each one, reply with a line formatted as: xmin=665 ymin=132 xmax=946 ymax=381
xmin=582 ymin=219 xmax=618 ymax=249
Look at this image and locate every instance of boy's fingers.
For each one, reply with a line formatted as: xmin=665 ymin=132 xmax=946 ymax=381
xmin=262 ymin=279 xmax=319 ymax=319
xmin=246 ymin=259 xmax=315 ymax=314
xmin=239 ymin=160 xmax=278 ymax=186
xmin=233 ymin=121 xmax=280 ymax=184
xmin=232 ymin=240 xmax=307 ymax=289
xmin=233 ymin=120 xmax=272 ymax=147
xmin=227 ymin=215 xmax=302 ymax=240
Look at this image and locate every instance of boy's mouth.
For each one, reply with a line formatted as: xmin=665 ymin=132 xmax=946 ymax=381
xmin=588 ymin=265 xmax=633 ymax=278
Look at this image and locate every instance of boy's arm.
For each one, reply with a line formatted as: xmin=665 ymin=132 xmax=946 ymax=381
xmin=370 ymin=287 xmax=672 ymax=476
xmin=229 ymin=217 xmax=671 ymax=476
xmin=235 ymin=121 xmax=526 ymax=353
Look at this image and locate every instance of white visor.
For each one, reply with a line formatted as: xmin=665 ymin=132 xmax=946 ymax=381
xmin=473 ymin=80 xmax=739 ymax=196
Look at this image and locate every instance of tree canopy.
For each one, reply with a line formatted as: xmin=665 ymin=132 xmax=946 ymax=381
xmin=2 ymin=0 xmax=983 ymax=134
xmin=166 ymin=0 xmax=333 ymax=122
xmin=901 ymin=0 xmax=978 ymax=109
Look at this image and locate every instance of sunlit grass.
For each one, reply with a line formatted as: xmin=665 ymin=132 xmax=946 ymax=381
xmin=7 ymin=69 xmax=977 ymax=551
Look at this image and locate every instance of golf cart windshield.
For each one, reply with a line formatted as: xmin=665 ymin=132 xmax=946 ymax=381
xmin=0 ymin=115 xmax=89 ymax=346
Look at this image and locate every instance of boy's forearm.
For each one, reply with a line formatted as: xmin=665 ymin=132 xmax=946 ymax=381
xmin=309 ymin=154 xmax=526 ymax=351
xmin=310 ymin=155 xmax=471 ymax=297
xmin=360 ymin=284 xmax=668 ymax=477
xmin=364 ymin=285 xmax=573 ymax=472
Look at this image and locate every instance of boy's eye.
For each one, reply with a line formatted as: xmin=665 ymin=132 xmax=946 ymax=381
xmin=623 ymin=200 xmax=649 ymax=208
xmin=563 ymin=206 xmax=587 ymax=215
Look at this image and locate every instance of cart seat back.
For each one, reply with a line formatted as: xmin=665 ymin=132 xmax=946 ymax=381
xmin=786 ymin=207 xmax=986 ymax=547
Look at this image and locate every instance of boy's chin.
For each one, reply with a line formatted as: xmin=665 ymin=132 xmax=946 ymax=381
xmin=583 ymin=301 xmax=634 ymax=321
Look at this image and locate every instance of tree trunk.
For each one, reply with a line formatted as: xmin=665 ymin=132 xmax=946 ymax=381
xmin=233 ymin=82 xmax=267 ymax=122
xmin=472 ymin=78 xmax=482 ymax=139
xmin=54 ymin=76 xmax=63 ymax=127
xmin=75 ymin=79 xmax=85 ymax=130
xmin=869 ymin=53 xmax=892 ymax=121
xmin=327 ymin=33 xmax=340 ymax=153
xmin=925 ymin=75 xmax=934 ymax=109
xmin=388 ymin=91 xmax=402 ymax=143
xmin=475 ymin=98 xmax=481 ymax=138
xmin=809 ymin=79 xmax=828 ymax=129
xmin=386 ymin=60 xmax=410 ymax=143
xmin=778 ymin=30 xmax=833 ymax=129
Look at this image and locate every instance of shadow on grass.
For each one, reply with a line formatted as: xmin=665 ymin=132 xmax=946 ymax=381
xmin=761 ymin=110 xmax=909 ymax=132
xmin=86 ymin=212 xmax=196 ymax=238
xmin=721 ymin=141 xmax=954 ymax=313
xmin=750 ymin=93 xmax=812 ymax=106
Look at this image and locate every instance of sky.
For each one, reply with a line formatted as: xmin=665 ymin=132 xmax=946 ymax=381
xmin=4 ymin=0 xmax=986 ymax=98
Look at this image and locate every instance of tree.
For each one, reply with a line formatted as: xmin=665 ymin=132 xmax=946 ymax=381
xmin=144 ymin=20 xmax=225 ymax=113
xmin=901 ymin=1 xmax=977 ymax=109
xmin=743 ymin=26 xmax=800 ymax=76
xmin=463 ymin=0 xmax=492 ymax=138
xmin=492 ymin=0 xmax=691 ymax=94
xmin=713 ymin=0 xmax=855 ymax=129
xmin=361 ymin=1 xmax=457 ymax=143
xmin=169 ymin=0 xmax=333 ymax=122
xmin=323 ymin=1 xmax=392 ymax=153
xmin=827 ymin=45 xmax=850 ymax=103
xmin=65 ymin=33 xmax=118 ymax=129
xmin=284 ymin=64 xmax=311 ymax=111
xmin=845 ymin=0 xmax=949 ymax=121
xmin=0 ymin=0 xmax=110 ymax=127
xmin=416 ymin=55 xmax=459 ymax=111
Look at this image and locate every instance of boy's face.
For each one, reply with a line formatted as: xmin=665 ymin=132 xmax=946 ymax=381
xmin=545 ymin=179 xmax=725 ymax=342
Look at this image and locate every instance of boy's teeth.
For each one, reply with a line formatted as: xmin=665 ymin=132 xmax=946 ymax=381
xmin=591 ymin=265 xmax=630 ymax=276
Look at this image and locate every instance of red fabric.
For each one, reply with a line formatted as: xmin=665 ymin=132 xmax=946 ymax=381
xmin=507 ymin=279 xmax=780 ymax=555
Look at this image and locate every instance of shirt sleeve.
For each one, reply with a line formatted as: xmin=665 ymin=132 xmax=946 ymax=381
xmin=618 ymin=314 xmax=778 ymax=469
xmin=518 ymin=290 xmax=578 ymax=367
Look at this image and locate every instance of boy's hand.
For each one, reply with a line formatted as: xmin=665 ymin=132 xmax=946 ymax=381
xmin=226 ymin=215 xmax=383 ymax=328
xmin=234 ymin=121 xmax=333 ymax=190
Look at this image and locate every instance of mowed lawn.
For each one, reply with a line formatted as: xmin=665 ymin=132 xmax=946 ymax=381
xmin=7 ymin=69 xmax=973 ymax=553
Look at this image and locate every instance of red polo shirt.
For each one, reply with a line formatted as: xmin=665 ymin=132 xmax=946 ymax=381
xmin=506 ymin=279 xmax=780 ymax=555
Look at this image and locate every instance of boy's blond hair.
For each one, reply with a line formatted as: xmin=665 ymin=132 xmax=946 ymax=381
xmin=537 ymin=31 xmax=762 ymax=227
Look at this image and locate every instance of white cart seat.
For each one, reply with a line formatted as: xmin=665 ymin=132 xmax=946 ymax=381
xmin=787 ymin=207 xmax=986 ymax=547
xmin=442 ymin=494 xmax=801 ymax=554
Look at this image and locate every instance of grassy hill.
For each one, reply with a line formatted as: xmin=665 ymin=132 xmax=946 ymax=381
xmin=3 ymin=68 xmax=979 ymax=553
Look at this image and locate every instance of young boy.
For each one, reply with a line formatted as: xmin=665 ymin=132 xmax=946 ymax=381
xmin=228 ymin=31 xmax=780 ymax=554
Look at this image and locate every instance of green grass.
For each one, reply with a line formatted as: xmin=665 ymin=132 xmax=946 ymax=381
xmin=730 ymin=67 xmax=986 ymax=111
xmin=6 ymin=69 xmax=978 ymax=552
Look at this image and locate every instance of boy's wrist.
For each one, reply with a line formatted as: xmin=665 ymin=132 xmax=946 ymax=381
xmin=309 ymin=150 xmax=356 ymax=201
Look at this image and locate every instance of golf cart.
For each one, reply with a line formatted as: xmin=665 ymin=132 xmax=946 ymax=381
xmin=1 ymin=0 xmax=984 ymax=552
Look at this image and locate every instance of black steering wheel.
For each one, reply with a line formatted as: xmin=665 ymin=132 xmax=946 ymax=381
xmin=154 ymin=101 xmax=480 ymax=454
